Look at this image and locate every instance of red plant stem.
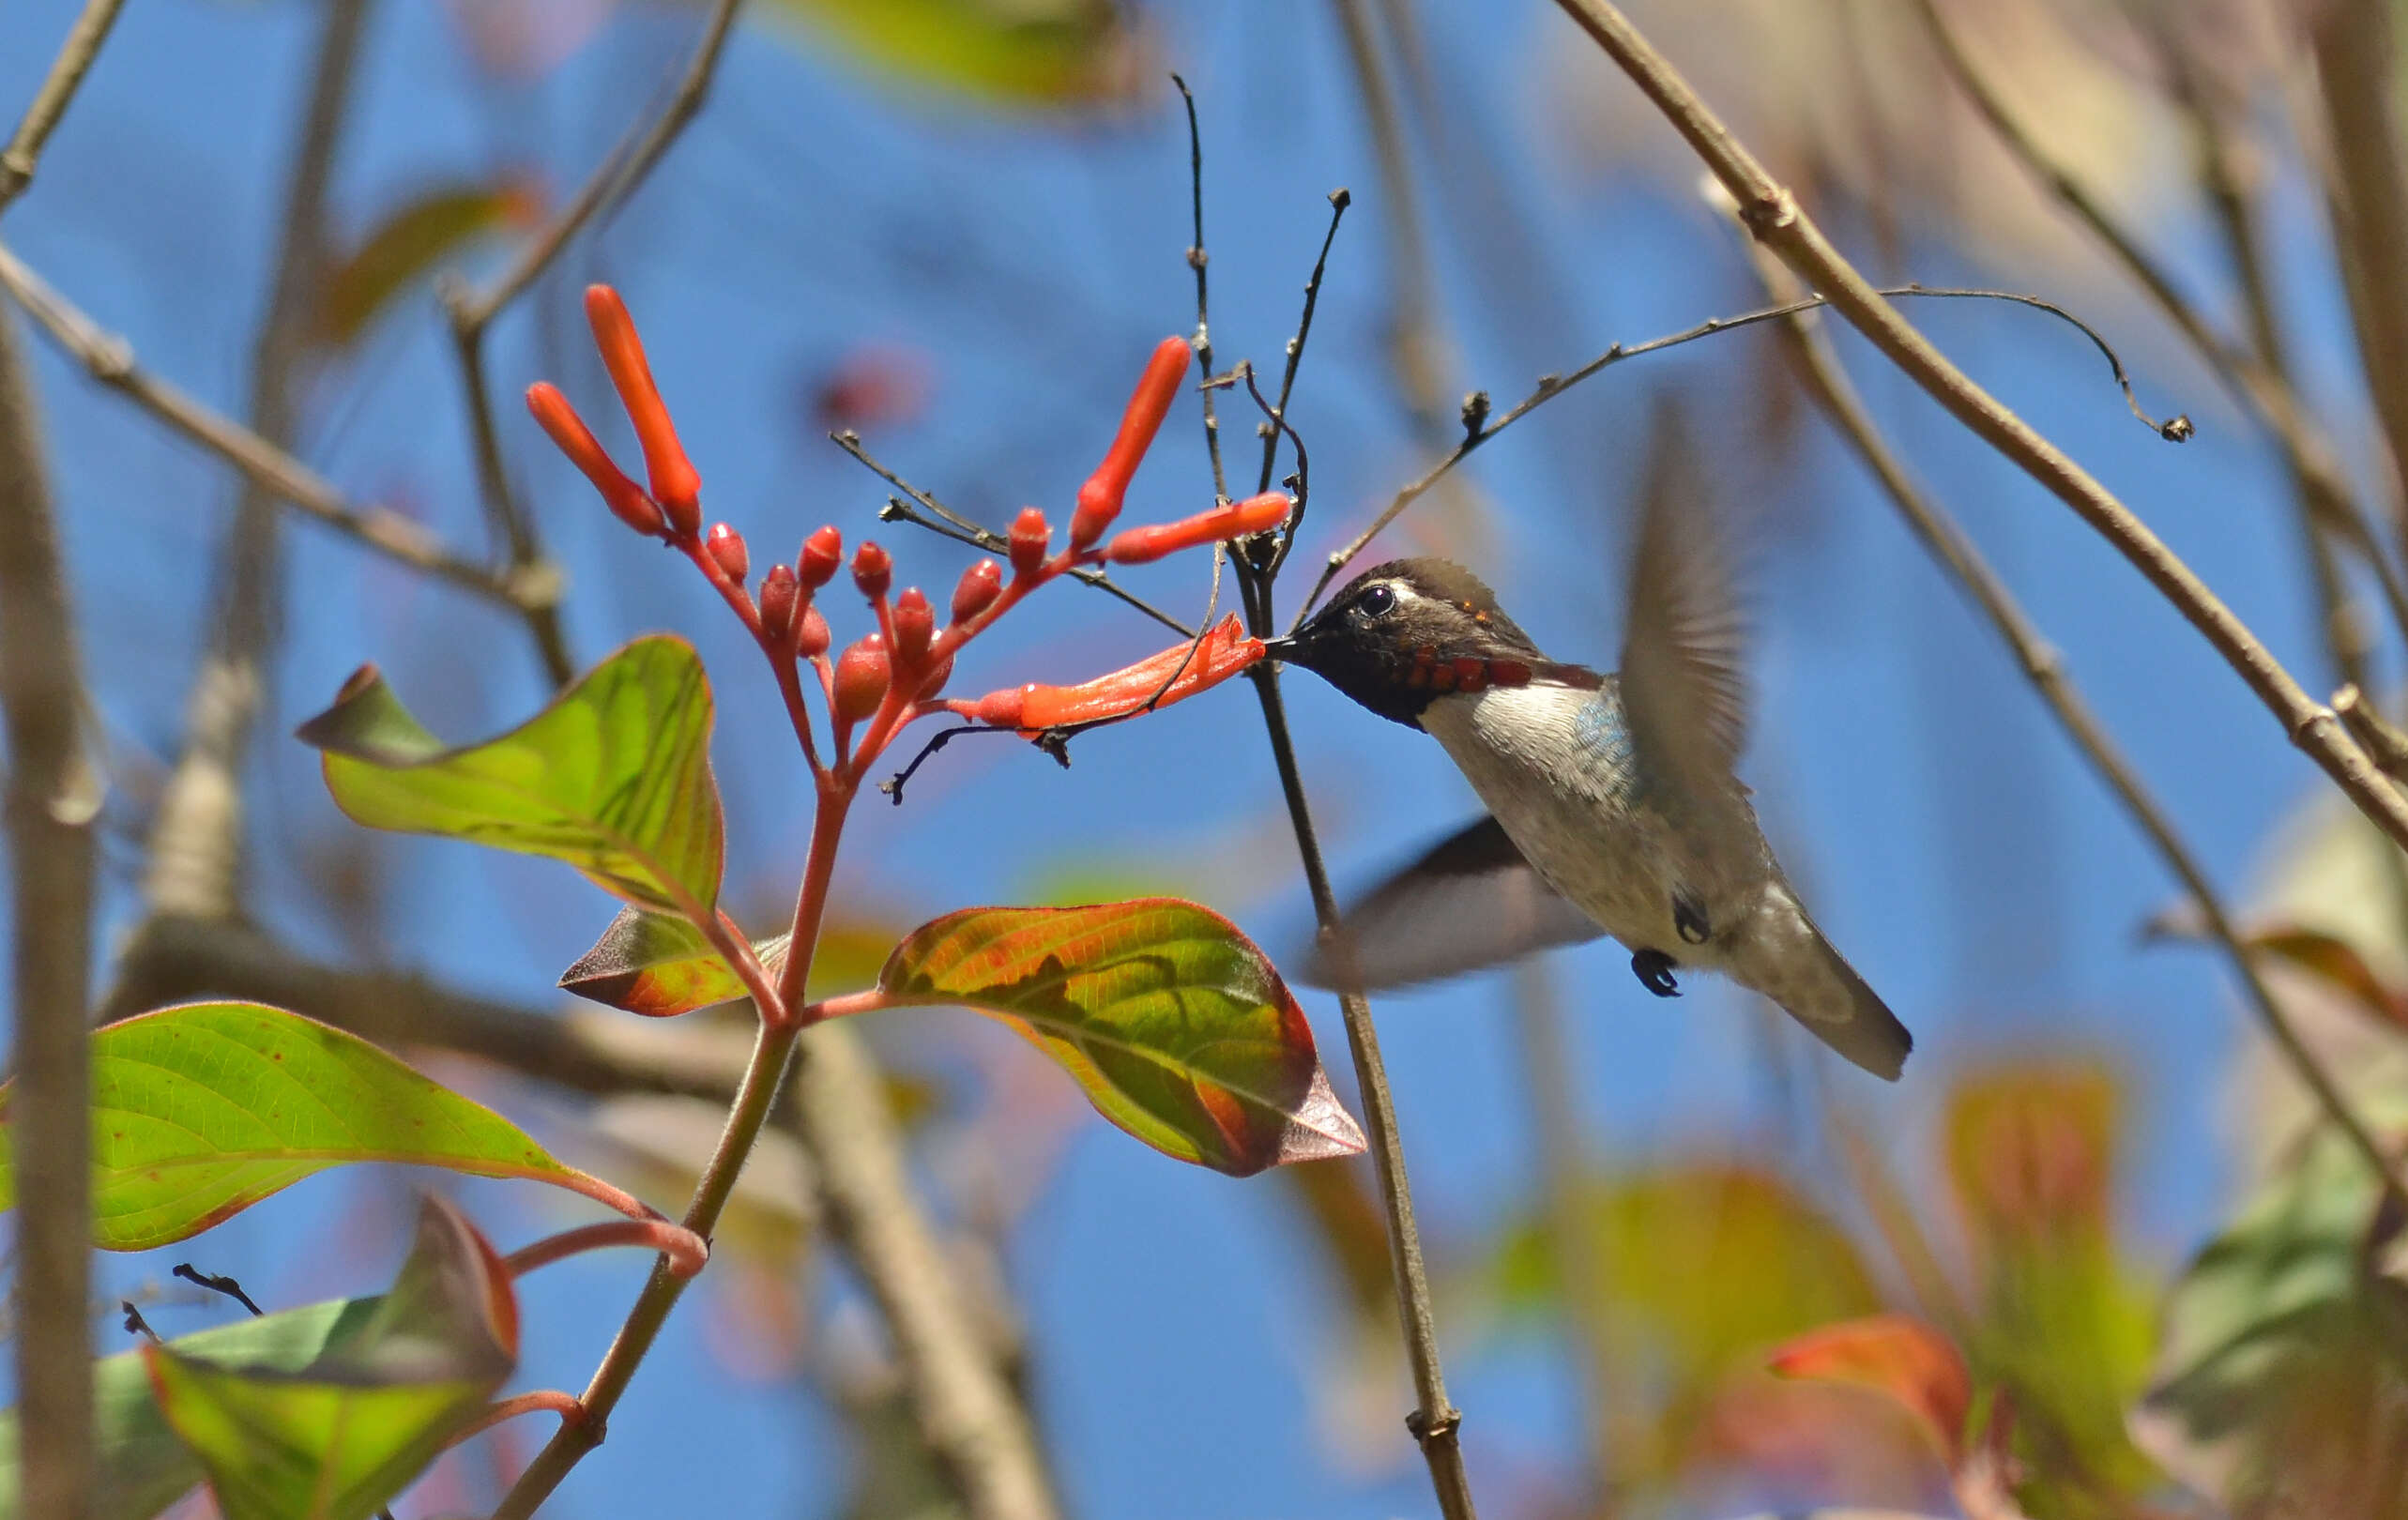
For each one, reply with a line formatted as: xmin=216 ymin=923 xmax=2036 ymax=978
xmin=450 ymin=1390 xmax=586 ymax=1451
xmin=799 ymin=987 xmax=892 ymax=1024
xmin=775 ymin=778 xmax=854 ymax=1015
xmin=505 ymin=1220 xmax=708 ymax=1280
xmin=682 ymin=533 xmax=828 ymax=779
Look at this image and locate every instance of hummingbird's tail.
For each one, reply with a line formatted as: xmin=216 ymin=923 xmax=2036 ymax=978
xmin=1727 ymin=889 xmax=1913 ymax=1081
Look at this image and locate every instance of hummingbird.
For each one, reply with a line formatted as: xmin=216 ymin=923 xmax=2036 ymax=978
xmin=1264 ymin=485 xmax=1913 ymax=1080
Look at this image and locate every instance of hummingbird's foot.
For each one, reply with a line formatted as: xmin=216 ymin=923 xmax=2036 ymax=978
xmin=1632 ymin=949 xmax=1681 ymax=997
xmin=1673 ymin=891 xmax=1711 ymax=946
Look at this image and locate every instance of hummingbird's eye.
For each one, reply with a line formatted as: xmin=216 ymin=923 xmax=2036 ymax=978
xmin=1354 ymin=584 xmax=1398 ymax=620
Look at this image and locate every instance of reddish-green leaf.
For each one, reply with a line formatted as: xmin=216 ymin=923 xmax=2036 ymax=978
xmin=0 ymin=1001 xmax=626 ymax=1248
xmin=870 ymin=899 xmax=1364 ymax=1176
xmin=315 ymin=179 xmax=540 ymax=348
xmin=1768 ymin=1314 xmax=1972 ymax=1467
xmin=145 ymin=1196 xmax=516 ymax=1520
xmin=297 ymin=635 xmax=724 ymax=915
xmin=560 ymin=905 xmax=788 ymax=1017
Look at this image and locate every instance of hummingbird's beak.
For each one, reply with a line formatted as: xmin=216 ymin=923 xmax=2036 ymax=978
xmin=1259 ymin=634 xmax=1302 ymax=663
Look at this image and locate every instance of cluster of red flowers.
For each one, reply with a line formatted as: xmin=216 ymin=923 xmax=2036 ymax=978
xmin=526 ymin=287 xmax=1289 ymax=782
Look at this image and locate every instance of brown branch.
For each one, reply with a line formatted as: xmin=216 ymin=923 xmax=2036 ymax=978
xmin=0 ymin=241 xmax=554 ymax=614
xmin=0 ymin=292 xmax=102 ymax=1520
xmin=2337 ymin=684 xmax=2408 ymax=782
xmin=2306 ymin=0 xmax=2408 ymax=555
xmin=788 ymin=1022 xmax=1060 ymax=1520
xmin=445 ymin=0 xmax=742 ymax=334
xmin=137 ymin=0 xmax=373 ymax=925
xmin=1747 ymin=243 xmax=2408 ymax=1213
xmin=0 ymin=0 xmax=130 ymax=216
xmin=1909 ymin=0 xmax=2408 ymax=667
xmin=1546 ymin=0 xmax=2408 ymax=861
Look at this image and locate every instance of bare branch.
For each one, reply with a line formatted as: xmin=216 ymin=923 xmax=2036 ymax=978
xmin=1747 ymin=244 xmax=2408 ymax=1215
xmin=0 ymin=241 xmax=554 ymax=613
xmin=0 ymin=0 xmax=130 ymax=215
xmin=1546 ymin=0 xmax=2408 ymax=864
xmin=0 ymin=286 xmax=101 ymax=1520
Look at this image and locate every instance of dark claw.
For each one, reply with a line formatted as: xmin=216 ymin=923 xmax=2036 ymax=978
xmin=1673 ymin=891 xmax=1710 ymax=946
xmin=1632 ymin=948 xmax=1681 ymax=997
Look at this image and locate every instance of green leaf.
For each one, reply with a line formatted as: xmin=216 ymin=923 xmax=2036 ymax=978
xmin=145 ymin=1195 xmax=517 ymax=1520
xmin=0 ymin=1301 xmax=363 ymax=1520
xmin=871 ymin=899 xmax=1364 ymax=1176
xmin=0 ymin=1001 xmax=615 ymax=1248
xmin=560 ymin=905 xmax=787 ymax=1017
xmin=316 ymin=180 xmax=536 ymax=348
xmin=297 ymin=635 xmax=724 ymax=915
xmin=763 ymin=0 xmax=1142 ymax=109
xmin=2134 ymin=1122 xmax=2408 ymax=1512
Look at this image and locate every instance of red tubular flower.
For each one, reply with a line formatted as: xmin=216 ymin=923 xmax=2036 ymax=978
xmin=526 ymin=383 xmax=663 ymax=536
xmin=832 ymin=633 xmax=890 ymax=723
xmin=1072 ymin=335 xmax=1192 ymax=548
xmin=892 ymin=587 xmax=934 ymax=667
xmin=706 ymin=523 xmax=750 ymax=583
xmin=797 ymin=604 xmax=831 ymax=659
xmin=962 ymin=616 xmax=1264 ymax=736
xmin=800 ymin=525 xmax=844 ymax=588
xmin=951 ymin=558 xmax=1002 ymax=624
xmin=584 ymin=285 xmax=701 ymax=536
xmin=1008 ymin=508 xmax=1050 ymax=578
xmin=758 ymin=564 xmax=799 ymax=646
xmin=1103 ymin=491 xmax=1292 ymax=565
xmin=851 ymin=540 xmax=892 ymax=601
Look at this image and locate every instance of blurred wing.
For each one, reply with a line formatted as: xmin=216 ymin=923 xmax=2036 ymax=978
xmin=1619 ymin=412 xmax=1749 ymax=788
xmin=1300 ymin=816 xmax=1604 ymax=990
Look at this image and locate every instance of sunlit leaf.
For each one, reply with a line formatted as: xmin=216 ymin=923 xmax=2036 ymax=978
xmin=145 ymin=1196 xmax=516 ymax=1520
xmin=0 ymin=1001 xmax=615 ymax=1248
xmin=316 ymin=179 xmax=541 ymax=348
xmin=2135 ymin=1122 xmax=2408 ymax=1515
xmin=761 ymin=0 xmax=1145 ymax=109
xmin=560 ymin=906 xmax=787 ymax=1017
xmin=869 ymin=899 xmax=1364 ymax=1176
xmin=297 ymin=635 xmax=724 ymax=915
xmin=2250 ymin=926 xmax=2408 ymax=1033
xmin=1768 ymin=1315 xmax=1972 ymax=1467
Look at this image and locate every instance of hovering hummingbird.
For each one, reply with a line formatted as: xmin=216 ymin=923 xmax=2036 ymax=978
xmin=1265 ymin=482 xmax=1912 ymax=1080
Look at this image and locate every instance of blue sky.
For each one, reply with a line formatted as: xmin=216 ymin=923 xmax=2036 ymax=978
xmin=0 ymin=0 xmax=2372 ymax=1514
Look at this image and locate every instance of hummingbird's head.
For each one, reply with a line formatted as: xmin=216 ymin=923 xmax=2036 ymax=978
xmin=1269 ymin=558 xmax=1549 ymax=727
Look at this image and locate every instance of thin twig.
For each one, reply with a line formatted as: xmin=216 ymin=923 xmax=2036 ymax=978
xmin=0 ymin=0 xmax=130 ymax=215
xmin=2337 ymin=685 xmax=2408 ymax=781
xmin=870 ymin=494 xmax=1193 ymax=637
xmin=1749 ymin=245 xmax=2408 ymax=1213
xmin=1171 ymin=75 xmax=1229 ymax=505
xmin=170 ymin=1264 xmax=265 ymax=1317
xmin=1302 ymin=282 xmax=2184 ymax=623
xmin=446 ymin=0 xmax=744 ymax=333
xmin=1176 ymin=83 xmax=1479 ymax=1520
xmin=1911 ymin=0 xmax=2408 ymax=660
xmin=0 ymin=241 xmax=554 ymax=613
xmin=1547 ymin=0 xmax=2408 ymax=861
xmin=1257 ymin=189 xmax=1349 ymax=579
xmin=0 ymin=288 xmax=101 ymax=1520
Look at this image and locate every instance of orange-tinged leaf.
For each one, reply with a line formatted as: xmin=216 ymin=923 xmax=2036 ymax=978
xmin=868 ymin=899 xmax=1364 ymax=1176
xmin=1768 ymin=1314 xmax=1972 ymax=1467
xmin=2250 ymin=925 xmax=2408 ymax=1032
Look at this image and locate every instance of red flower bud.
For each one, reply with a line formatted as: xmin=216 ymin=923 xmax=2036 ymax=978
xmin=758 ymin=564 xmax=799 ymax=645
xmin=1073 ymin=335 xmax=1191 ymax=548
xmin=1008 ymin=507 xmax=1050 ymax=578
xmin=798 ymin=604 xmax=831 ymax=659
xmin=583 ymin=285 xmax=701 ymax=535
xmin=852 ymin=540 xmax=892 ymax=600
xmin=526 ymin=382 xmax=663 ymax=537
xmin=1011 ymin=615 xmax=1264 ymax=731
xmin=706 ymin=523 xmax=749 ymax=583
xmin=892 ymin=586 xmax=934 ymax=666
xmin=1104 ymin=492 xmax=1293 ymax=565
xmin=951 ymin=558 xmax=1003 ymax=623
xmin=833 ymin=633 xmax=890 ymax=723
xmin=800 ymin=525 xmax=844 ymax=588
